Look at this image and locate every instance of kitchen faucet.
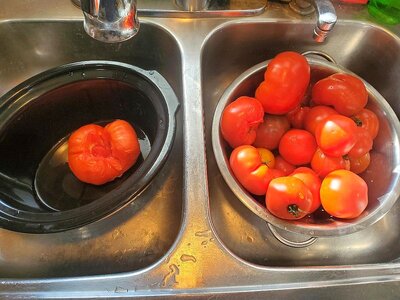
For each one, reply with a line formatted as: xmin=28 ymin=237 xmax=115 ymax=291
xmin=288 ymin=0 xmax=337 ymax=42
xmin=80 ymin=0 xmax=140 ymax=43
xmin=75 ymin=0 xmax=211 ymax=43
xmin=75 ymin=0 xmax=336 ymax=43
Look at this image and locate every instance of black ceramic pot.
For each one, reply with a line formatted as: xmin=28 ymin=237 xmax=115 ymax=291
xmin=0 ymin=61 xmax=179 ymax=233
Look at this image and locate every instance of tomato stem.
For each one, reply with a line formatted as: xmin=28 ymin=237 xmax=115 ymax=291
xmin=352 ymin=117 xmax=363 ymax=127
xmin=262 ymin=160 xmax=272 ymax=167
xmin=287 ymin=204 xmax=302 ymax=217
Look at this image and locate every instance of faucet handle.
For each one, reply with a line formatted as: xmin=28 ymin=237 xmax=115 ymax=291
xmin=80 ymin=0 xmax=140 ymax=43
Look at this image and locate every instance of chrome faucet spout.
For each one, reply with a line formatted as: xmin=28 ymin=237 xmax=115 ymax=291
xmin=80 ymin=0 xmax=139 ymax=43
xmin=289 ymin=0 xmax=337 ymax=42
xmin=309 ymin=0 xmax=337 ymax=42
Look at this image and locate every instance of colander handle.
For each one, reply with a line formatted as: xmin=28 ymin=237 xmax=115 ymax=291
xmin=267 ymin=223 xmax=317 ymax=248
xmin=301 ymin=50 xmax=337 ymax=64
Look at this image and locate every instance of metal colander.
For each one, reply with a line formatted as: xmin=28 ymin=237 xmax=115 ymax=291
xmin=212 ymin=52 xmax=400 ymax=237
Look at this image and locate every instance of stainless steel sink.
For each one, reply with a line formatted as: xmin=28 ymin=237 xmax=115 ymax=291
xmin=203 ymin=21 xmax=400 ymax=266
xmin=1 ymin=0 xmax=400 ymax=298
xmin=0 ymin=20 xmax=183 ymax=278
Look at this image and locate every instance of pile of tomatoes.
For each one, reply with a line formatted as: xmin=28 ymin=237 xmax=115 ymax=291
xmin=220 ymin=51 xmax=380 ymax=220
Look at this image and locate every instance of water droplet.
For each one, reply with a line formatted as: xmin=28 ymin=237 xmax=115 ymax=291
xmin=180 ymin=254 xmax=196 ymax=263
xmin=81 ymin=72 xmax=86 ymax=78
xmin=201 ymin=240 xmax=208 ymax=245
xmin=246 ymin=235 xmax=254 ymax=243
xmin=195 ymin=230 xmax=211 ymax=237
xmin=149 ymin=70 xmax=155 ymax=75
xmin=161 ymin=264 xmax=179 ymax=287
xmin=112 ymin=229 xmax=125 ymax=240
xmin=209 ymin=238 xmax=215 ymax=242
xmin=114 ymin=286 xmax=128 ymax=293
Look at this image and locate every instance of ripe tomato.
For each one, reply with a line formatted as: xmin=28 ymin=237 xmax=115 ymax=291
xmin=290 ymin=167 xmax=322 ymax=213
xmin=352 ymin=108 xmax=380 ymax=140
xmin=311 ymin=148 xmax=350 ymax=178
xmin=315 ymin=114 xmax=357 ymax=157
xmin=253 ymin=114 xmax=290 ymax=150
xmin=229 ymin=145 xmax=281 ymax=195
xmin=312 ymin=73 xmax=368 ymax=116
xmin=266 ymin=176 xmax=313 ymax=220
xmin=349 ymin=152 xmax=371 ymax=174
xmin=257 ymin=148 xmax=275 ymax=168
xmin=68 ymin=120 xmax=141 ymax=185
xmin=286 ymin=106 xmax=311 ymax=129
xmin=255 ymin=52 xmax=310 ymax=115
xmin=304 ymin=105 xmax=337 ymax=135
xmin=221 ymin=96 xmax=264 ymax=148
xmin=347 ymin=127 xmax=373 ymax=158
xmin=279 ymin=129 xmax=317 ymax=165
xmin=320 ymin=170 xmax=368 ymax=219
xmin=274 ymin=155 xmax=296 ymax=176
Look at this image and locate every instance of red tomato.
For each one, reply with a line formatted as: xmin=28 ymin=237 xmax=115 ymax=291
xmin=68 ymin=120 xmax=141 ymax=185
xmin=347 ymin=127 xmax=373 ymax=158
xmin=290 ymin=167 xmax=322 ymax=213
xmin=229 ymin=145 xmax=281 ymax=195
xmin=352 ymin=108 xmax=380 ymax=140
xmin=253 ymin=114 xmax=290 ymax=150
xmin=320 ymin=170 xmax=368 ymax=219
xmin=279 ymin=129 xmax=317 ymax=165
xmin=312 ymin=73 xmax=368 ymax=116
xmin=315 ymin=114 xmax=357 ymax=157
xmin=257 ymin=148 xmax=276 ymax=168
xmin=311 ymin=148 xmax=350 ymax=178
xmin=304 ymin=105 xmax=337 ymax=135
xmin=266 ymin=176 xmax=313 ymax=220
xmin=274 ymin=155 xmax=296 ymax=176
xmin=349 ymin=152 xmax=371 ymax=174
xmin=286 ymin=106 xmax=311 ymax=129
xmin=255 ymin=52 xmax=310 ymax=115
xmin=221 ymin=96 xmax=264 ymax=148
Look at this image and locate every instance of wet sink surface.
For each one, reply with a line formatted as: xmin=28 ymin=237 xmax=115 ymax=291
xmin=0 ymin=21 xmax=183 ymax=277
xmin=203 ymin=21 xmax=400 ymax=266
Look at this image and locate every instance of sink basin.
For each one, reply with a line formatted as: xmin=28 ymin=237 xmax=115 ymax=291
xmin=203 ymin=21 xmax=400 ymax=266
xmin=0 ymin=21 xmax=183 ymax=277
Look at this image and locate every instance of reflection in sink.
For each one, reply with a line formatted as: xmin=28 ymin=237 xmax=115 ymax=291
xmin=202 ymin=21 xmax=400 ymax=266
xmin=0 ymin=21 xmax=183 ymax=277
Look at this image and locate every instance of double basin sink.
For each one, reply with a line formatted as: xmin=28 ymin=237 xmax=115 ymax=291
xmin=0 ymin=0 xmax=400 ymax=298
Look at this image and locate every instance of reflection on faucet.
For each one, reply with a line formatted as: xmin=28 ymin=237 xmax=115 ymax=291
xmin=80 ymin=0 xmax=140 ymax=43
xmin=289 ymin=0 xmax=337 ymax=42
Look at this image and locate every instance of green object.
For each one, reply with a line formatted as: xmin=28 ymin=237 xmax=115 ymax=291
xmin=368 ymin=0 xmax=400 ymax=25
